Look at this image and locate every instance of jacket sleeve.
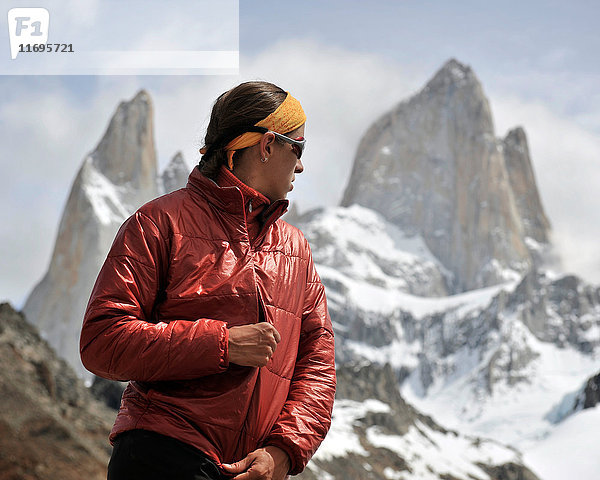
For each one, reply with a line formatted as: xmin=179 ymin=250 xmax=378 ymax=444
xmin=262 ymin=241 xmax=336 ymax=475
xmin=80 ymin=210 xmax=229 ymax=382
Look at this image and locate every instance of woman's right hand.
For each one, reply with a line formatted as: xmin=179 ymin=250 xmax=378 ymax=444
xmin=227 ymin=323 xmax=281 ymax=367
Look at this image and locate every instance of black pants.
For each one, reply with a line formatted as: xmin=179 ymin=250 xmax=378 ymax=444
xmin=107 ymin=429 xmax=225 ymax=480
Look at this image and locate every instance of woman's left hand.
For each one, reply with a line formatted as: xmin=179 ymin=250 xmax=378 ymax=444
xmin=221 ymin=446 xmax=290 ymax=480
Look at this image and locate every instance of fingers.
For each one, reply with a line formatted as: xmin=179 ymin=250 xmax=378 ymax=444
xmin=223 ymin=449 xmax=274 ymax=480
xmin=258 ymin=322 xmax=280 ymax=341
xmin=259 ymin=329 xmax=278 ymax=353
xmin=221 ymin=455 xmax=253 ymax=474
xmin=257 ymin=324 xmax=280 ymax=365
xmin=260 ymin=322 xmax=281 ymax=350
xmin=222 ymin=456 xmax=257 ymax=480
xmin=253 ymin=346 xmax=273 ymax=367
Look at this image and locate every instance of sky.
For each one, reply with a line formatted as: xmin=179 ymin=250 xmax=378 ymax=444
xmin=1 ymin=0 xmax=599 ymax=307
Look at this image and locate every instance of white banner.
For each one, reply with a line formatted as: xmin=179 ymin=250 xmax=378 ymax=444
xmin=2 ymin=0 xmax=238 ymax=75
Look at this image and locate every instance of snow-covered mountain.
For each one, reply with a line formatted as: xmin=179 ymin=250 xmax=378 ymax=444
xmin=294 ymin=205 xmax=600 ymax=453
xmin=290 ymin=58 xmax=599 ymax=478
xmin=23 ymin=91 xmax=190 ymax=378
xmin=298 ymin=364 xmax=539 ymax=480
xmin=299 ymin=205 xmax=450 ymax=298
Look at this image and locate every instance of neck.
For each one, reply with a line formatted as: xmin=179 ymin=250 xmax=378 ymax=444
xmin=230 ymin=161 xmax=273 ymax=202
xmin=217 ymin=166 xmax=270 ymax=205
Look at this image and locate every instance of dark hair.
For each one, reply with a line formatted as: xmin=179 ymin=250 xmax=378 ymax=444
xmin=199 ymin=81 xmax=287 ymax=179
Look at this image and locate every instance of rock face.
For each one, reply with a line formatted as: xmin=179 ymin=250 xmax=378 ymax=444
xmin=552 ymin=369 xmax=600 ymax=423
xmin=161 ymin=151 xmax=190 ymax=195
xmin=0 ymin=303 xmax=114 ymax=480
xmin=502 ymin=128 xmax=550 ymax=245
xmin=576 ymin=372 xmax=600 ymax=410
xmin=90 ymin=90 xmax=158 ymax=209
xmin=23 ymin=90 xmax=190 ymax=378
xmin=507 ymin=272 xmax=600 ymax=352
xmin=341 ymin=59 xmax=551 ymax=292
xmin=298 ymin=364 xmax=540 ymax=480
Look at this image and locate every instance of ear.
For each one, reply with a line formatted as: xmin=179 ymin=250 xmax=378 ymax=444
xmin=259 ymin=132 xmax=276 ymax=159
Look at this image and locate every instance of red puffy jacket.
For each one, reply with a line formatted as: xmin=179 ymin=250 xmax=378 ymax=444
xmin=80 ymin=167 xmax=336 ymax=475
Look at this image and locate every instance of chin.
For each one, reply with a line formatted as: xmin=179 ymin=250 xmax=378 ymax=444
xmin=270 ymin=192 xmax=287 ymax=201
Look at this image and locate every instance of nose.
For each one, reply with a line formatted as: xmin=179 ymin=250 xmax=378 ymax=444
xmin=295 ymin=157 xmax=304 ymax=174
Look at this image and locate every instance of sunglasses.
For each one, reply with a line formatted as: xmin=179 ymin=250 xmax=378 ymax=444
xmin=269 ymin=131 xmax=306 ymax=159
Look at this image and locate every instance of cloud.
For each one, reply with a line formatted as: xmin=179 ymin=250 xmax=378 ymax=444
xmin=130 ymin=1 xmax=238 ymax=51
xmin=483 ymin=67 xmax=600 ymax=135
xmin=2 ymin=38 xmax=599 ymax=308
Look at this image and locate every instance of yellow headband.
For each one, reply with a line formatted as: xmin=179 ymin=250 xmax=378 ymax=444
xmin=200 ymin=92 xmax=306 ymax=170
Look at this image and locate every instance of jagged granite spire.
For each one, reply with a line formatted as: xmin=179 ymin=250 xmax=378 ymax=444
xmin=23 ymin=90 xmax=161 ymax=378
xmin=341 ymin=59 xmax=551 ymax=292
xmin=91 ymin=89 xmax=158 ymax=209
xmin=161 ymin=151 xmax=190 ymax=194
xmin=503 ymin=127 xmax=551 ymax=244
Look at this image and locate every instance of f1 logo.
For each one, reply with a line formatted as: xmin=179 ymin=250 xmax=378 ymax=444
xmin=7 ymin=8 xmax=49 ymax=59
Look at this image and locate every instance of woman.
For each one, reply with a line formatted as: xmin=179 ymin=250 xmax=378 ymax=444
xmin=80 ymin=81 xmax=336 ymax=480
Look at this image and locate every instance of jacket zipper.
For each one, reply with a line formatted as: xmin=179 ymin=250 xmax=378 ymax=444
xmin=240 ymin=190 xmax=265 ymax=324
xmin=256 ymin=288 xmax=267 ymax=324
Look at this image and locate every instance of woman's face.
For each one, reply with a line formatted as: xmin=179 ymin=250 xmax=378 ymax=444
xmin=260 ymin=124 xmax=305 ymax=201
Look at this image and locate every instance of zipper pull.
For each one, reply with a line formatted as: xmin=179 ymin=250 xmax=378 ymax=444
xmin=248 ymin=200 xmax=253 ymax=213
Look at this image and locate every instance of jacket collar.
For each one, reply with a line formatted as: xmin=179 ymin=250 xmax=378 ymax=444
xmin=216 ymin=166 xmax=270 ymax=211
xmin=186 ymin=166 xmax=289 ymax=231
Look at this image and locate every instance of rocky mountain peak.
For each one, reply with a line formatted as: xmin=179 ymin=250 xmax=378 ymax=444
xmin=341 ymin=59 xmax=550 ymax=292
xmin=505 ymin=126 xmax=527 ymax=144
xmin=161 ymin=151 xmax=190 ymax=194
xmin=91 ymin=88 xmax=157 ymax=208
xmin=424 ymin=58 xmax=477 ymax=91
xmin=419 ymin=58 xmax=494 ymax=137
xmin=502 ymin=127 xmax=551 ymax=244
xmin=133 ymin=88 xmax=150 ymax=102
